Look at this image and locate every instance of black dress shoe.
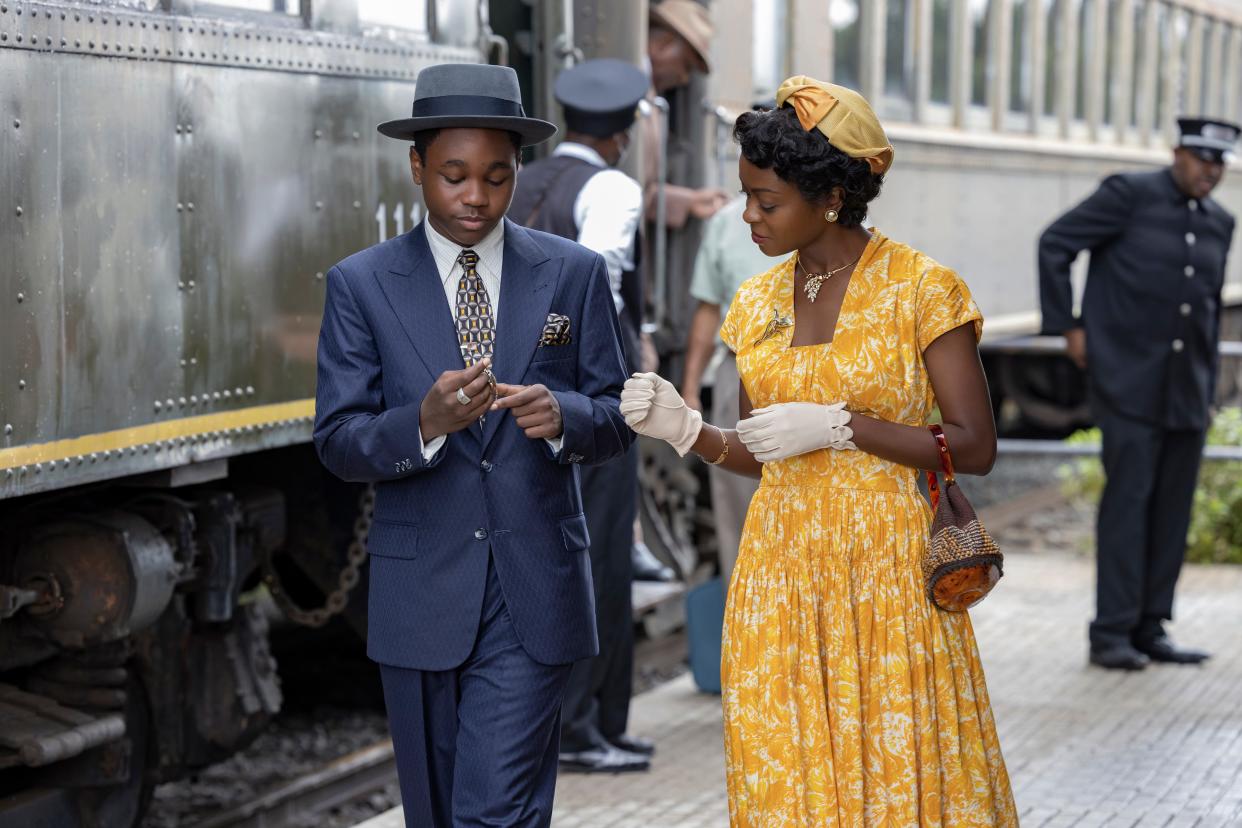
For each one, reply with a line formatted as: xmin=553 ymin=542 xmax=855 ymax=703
xmin=1134 ymin=636 xmax=1211 ymax=664
xmin=558 ymin=746 xmax=650 ymax=774
xmin=632 ymin=542 xmax=676 ymax=582
xmin=1089 ymin=643 xmax=1150 ymax=671
xmin=607 ymin=733 xmax=655 ymax=756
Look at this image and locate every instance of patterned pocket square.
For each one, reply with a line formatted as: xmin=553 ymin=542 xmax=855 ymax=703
xmin=540 ymin=313 xmax=572 ymax=346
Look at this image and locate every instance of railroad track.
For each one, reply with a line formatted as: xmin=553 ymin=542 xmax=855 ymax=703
xmin=185 ymin=740 xmax=397 ymax=828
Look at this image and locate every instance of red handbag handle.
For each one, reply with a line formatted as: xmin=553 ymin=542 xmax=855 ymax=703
xmin=926 ymin=424 xmax=956 ymax=511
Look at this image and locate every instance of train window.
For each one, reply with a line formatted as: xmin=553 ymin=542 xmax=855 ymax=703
xmin=884 ymin=0 xmax=914 ymax=101
xmin=930 ymin=0 xmax=952 ymax=104
xmin=1128 ymin=0 xmax=1144 ymax=128
xmin=1010 ymin=0 xmax=1032 ymax=114
xmin=1200 ymin=19 xmax=1218 ymax=116
xmin=358 ymin=0 xmax=428 ymax=32
xmin=203 ymin=0 xmax=301 ymax=15
xmin=1042 ymin=0 xmax=1059 ymax=116
xmin=969 ymin=0 xmax=991 ymax=107
xmin=752 ymin=0 xmax=789 ymax=100
xmin=1073 ymin=0 xmax=1091 ymax=120
xmin=429 ymin=0 xmax=477 ymax=45
xmin=831 ymin=0 xmax=862 ymax=92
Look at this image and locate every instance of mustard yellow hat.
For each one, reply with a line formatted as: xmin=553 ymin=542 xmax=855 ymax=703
xmin=775 ymin=75 xmax=894 ymax=175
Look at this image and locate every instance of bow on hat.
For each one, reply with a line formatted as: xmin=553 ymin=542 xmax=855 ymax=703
xmin=776 ymin=76 xmax=894 ymax=175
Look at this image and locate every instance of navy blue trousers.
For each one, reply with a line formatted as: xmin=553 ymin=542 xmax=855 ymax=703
xmin=1090 ymin=403 xmax=1207 ymax=649
xmin=379 ymin=555 xmax=572 ymax=827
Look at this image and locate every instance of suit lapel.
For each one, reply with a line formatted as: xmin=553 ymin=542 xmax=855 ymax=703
xmin=375 ymin=222 xmax=469 ymax=390
xmin=482 ymin=220 xmax=560 ymax=451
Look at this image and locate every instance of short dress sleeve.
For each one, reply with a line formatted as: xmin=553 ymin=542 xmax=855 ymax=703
xmin=915 ymin=266 xmax=984 ymax=352
xmin=719 ymin=290 xmax=747 ymax=354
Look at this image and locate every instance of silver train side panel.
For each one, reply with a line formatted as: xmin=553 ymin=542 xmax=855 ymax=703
xmin=0 ymin=1 xmax=480 ymax=499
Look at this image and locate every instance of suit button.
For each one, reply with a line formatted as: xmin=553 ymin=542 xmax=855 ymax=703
xmin=1180 ymin=303 xmax=1192 ymax=317
xmin=1172 ymin=339 xmax=1185 ymax=353
xmin=1185 ymin=232 xmax=1196 ymax=245
xmin=1185 ymin=265 xmax=1195 ymax=277
xmin=480 ymin=460 xmax=493 ymax=472
xmin=474 ymin=528 xmax=488 ymax=541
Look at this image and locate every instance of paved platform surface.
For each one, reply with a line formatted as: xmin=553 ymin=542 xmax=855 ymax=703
xmin=357 ymin=521 xmax=1242 ymax=827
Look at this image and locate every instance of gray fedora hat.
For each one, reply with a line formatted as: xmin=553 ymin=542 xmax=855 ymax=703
xmin=378 ymin=63 xmax=556 ymax=146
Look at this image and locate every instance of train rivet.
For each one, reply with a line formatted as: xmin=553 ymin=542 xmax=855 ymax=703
xmin=179 ymin=359 xmax=187 ymax=367
xmin=15 ymin=206 xmax=22 ymax=217
xmin=166 ymin=399 xmax=174 ymax=408
xmin=89 ymin=453 xmax=97 ymax=463
xmin=141 ymin=444 xmax=148 ymax=453
xmin=17 ymin=379 xmax=25 ymax=389
xmin=186 ymin=125 xmax=193 ymax=134
xmin=246 ymin=386 xmax=255 ymax=395
xmin=212 ymin=391 xmax=221 ymax=400
xmin=12 ymin=119 xmax=18 ymax=128
xmin=353 ymin=201 xmax=361 ymax=209
xmin=315 ymin=201 xmax=324 ymax=210
xmin=187 ymin=202 xmax=194 ymax=211
xmin=154 ymin=401 xmax=162 ymax=411
xmin=178 ymin=281 xmax=184 ymax=290
xmin=314 ymin=128 xmax=322 ymax=139
xmin=3 ymin=424 xmax=11 ymax=435
xmin=190 ymin=395 xmax=198 ymax=404
xmin=223 ymin=390 xmax=231 ymax=398
xmin=190 ymin=357 xmax=198 ymax=365
xmin=353 ymin=131 xmax=360 ymax=140
xmin=34 ymin=464 xmax=41 ymax=474
xmin=315 ymin=272 xmax=324 ymax=280
xmin=176 ymin=202 xmax=183 ymax=211
xmin=179 ymin=397 xmax=187 ymax=406
xmin=234 ymin=387 xmax=243 ymax=396
xmin=187 ymin=280 xmax=196 ymax=289
xmin=5 ymin=470 xmax=11 ymax=480
xmin=16 ymin=292 xmax=23 ymax=302
xmin=76 ymin=456 xmax=83 ymax=465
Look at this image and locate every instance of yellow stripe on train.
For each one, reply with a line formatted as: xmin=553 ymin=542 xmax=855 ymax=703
xmin=0 ymin=399 xmax=316 ymax=470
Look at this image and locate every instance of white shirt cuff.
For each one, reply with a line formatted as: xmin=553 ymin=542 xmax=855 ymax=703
xmin=545 ymin=435 xmax=564 ymax=455
xmin=420 ymin=430 xmax=446 ymax=462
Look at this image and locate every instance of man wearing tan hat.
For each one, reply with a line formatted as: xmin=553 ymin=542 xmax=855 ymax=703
xmin=643 ymin=0 xmax=730 ymax=227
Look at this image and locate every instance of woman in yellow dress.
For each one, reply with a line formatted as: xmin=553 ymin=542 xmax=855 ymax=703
xmin=620 ymin=75 xmax=1018 ymax=826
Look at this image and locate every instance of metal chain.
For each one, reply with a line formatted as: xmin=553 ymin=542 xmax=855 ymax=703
xmin=263 ymin=484 xmax=375 ymax=628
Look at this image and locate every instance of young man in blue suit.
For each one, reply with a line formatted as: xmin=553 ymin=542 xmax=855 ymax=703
xmin=312 ymin=63 xmax=633 ymax=827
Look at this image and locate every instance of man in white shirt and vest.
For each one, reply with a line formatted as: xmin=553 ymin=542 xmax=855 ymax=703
xmin=510 ymin=58 xmax=655 ymax=774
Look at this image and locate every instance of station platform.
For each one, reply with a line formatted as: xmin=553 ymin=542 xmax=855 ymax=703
xmin=356 ymin=544 xmax=1242 ymax=827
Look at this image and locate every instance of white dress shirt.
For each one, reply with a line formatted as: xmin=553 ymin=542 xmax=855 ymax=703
xmin=552 ymin=142 xmax=643 ymax=313
xmin=419 ymin=219 xmax=562 ymax=458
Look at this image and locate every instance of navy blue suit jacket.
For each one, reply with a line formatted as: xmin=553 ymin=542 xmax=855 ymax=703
xmin=313 ymin=219 xmax=633 ymax=670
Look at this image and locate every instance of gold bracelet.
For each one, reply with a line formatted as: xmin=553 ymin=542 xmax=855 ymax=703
xmin=705 ymin=426 xmax=729 ymax=465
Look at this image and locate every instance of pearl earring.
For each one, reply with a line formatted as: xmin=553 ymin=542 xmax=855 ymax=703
xmin=824 ymin=208 xmax=839 ymax=223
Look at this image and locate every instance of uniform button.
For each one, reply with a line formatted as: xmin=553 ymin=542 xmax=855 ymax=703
xmin=1185 ymin=232 xmax=1196 ymax=245
xmin=1189 ymin=199 xmax=1199 ymax=211
xmin=480 ymin=460 xmax=493 ymax=472
xmin=474 ymin=528 xmax=488 ymax=541
xmin=1172 ymin=339 xmax=1185 ymax=353
xmin=1185 ymin=265 xmax=1195 ymax=277
xmin=1180 ymin=303 xmax=1192 ymax=317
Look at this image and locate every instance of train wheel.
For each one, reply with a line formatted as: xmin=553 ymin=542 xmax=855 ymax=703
xmin=72 ymin=674 xmax=154 ymax=828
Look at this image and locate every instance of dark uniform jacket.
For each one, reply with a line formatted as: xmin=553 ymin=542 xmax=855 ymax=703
xmin=510 ymin=154 xmax=645 ymax=374
xmin=1039 ymin=169 xmax=1235 ymax=431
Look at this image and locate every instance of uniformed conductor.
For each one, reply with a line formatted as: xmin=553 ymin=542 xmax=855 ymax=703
xmin=1039 ymin=117 xmax=1239 ymax=671
xmin=509 ymin=58 xmax=653 ymax=773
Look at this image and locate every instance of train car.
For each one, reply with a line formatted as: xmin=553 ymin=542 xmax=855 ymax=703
xmin=4 ymin=0 xmax=1242 ymax=824
xmin=0 ymin=0 xmax=491 ymax=823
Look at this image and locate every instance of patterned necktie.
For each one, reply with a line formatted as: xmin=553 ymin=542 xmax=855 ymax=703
xmin=454 ymin=249 xmax=495 ymax=366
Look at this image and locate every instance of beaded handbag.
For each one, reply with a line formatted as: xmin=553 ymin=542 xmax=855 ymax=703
xmin=922 ymin=424 xmax=1004 ymax=611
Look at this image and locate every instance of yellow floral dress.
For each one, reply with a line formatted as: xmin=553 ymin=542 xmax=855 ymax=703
xmin=718 ymin=230 xmax=1017 ymax=827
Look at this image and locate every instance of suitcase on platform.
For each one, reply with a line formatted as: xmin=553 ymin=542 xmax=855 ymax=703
xmin=685 ymin=577 xmax=725 ymax=694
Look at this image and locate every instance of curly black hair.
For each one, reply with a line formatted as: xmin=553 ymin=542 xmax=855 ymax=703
xmin=733 ymin=106 xmax=883 ymax=227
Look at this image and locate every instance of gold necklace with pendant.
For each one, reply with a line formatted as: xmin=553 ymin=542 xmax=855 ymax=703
xmin=798 ymin=254 xmax=862 ymax=302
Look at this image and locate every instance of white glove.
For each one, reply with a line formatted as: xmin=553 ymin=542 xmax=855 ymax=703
xmin=735 ymin=401 xmax=855 ymax=463
xmin=620 ymin=372 xmax=703 ymax=456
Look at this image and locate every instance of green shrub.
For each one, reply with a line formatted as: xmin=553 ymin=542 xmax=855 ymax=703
xmin=1058 ymin=407 xmax=1242 ymax=565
